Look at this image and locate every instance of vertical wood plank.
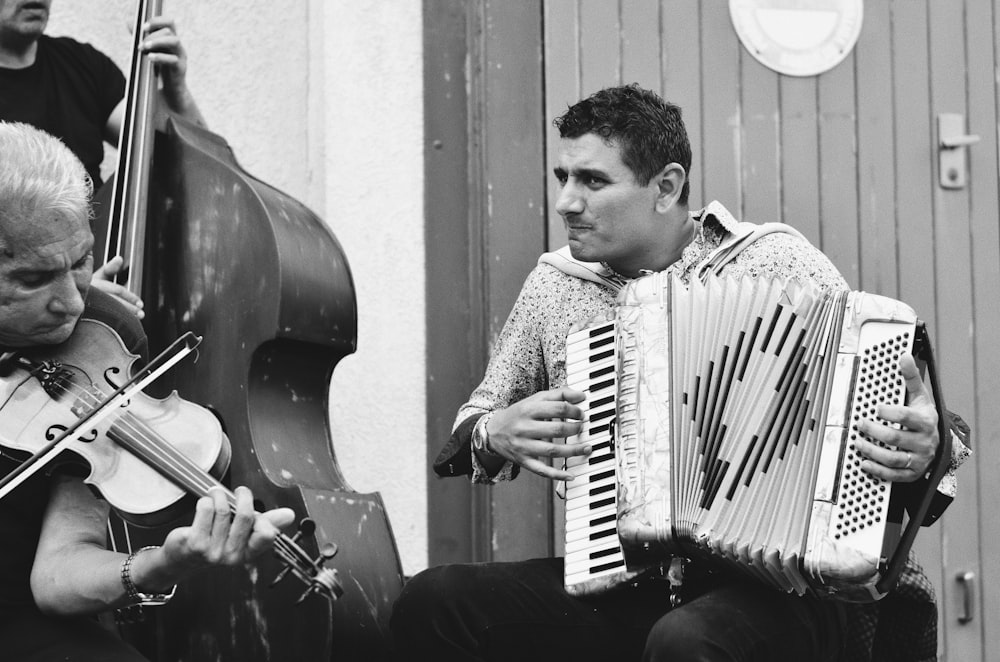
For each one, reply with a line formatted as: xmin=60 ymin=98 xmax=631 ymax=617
xmin=545 ymin=0 xmax=581 ymax=250
xmin=661 ymin=0 xmax=703 ymax=208
xmin=892 ymin=2 xmax=936 ymax=316
xmin=928 ymin=0 xmax=983 ymax=657
xmin=780 ymin=76 xmax=820 ymax=244
xmin=424 ymin=0 xmax=477 ymax=566
xmin=700 ymin=1 xmax=742 ymax=212
xmin=888 ymin=5 xmax=945 ymax=652
xmin=817 ymin=54 xmax=860 ymax=286
xmin=621 ymin=0 xmax=661 ymax=90
xmin=482 ymin=0 xmax=548 ymax=338
xmin=854 ymin=1 xmax=898 ymax=296
xmin=965 ymin=0 xmax=999 ymax=652
xmin=479 ymin=0 xmax=552 ymax=562
xmin=739 ymin=54 xmax=781 ymax=223
xmin=579 ymin=0 xmax=621 ymax=95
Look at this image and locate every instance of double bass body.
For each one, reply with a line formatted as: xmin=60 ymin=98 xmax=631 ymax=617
xmin=121 ymin=115 xmax=403 ymax=661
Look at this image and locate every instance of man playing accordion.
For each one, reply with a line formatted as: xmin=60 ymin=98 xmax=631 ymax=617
xmin=392 ymin=84 xmax=970 ymax=662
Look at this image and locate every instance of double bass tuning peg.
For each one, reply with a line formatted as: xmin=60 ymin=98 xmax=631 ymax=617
xmin=292 ymin=516 xmax=316 ymax=541
xmin=298 ymin=535 xmax=343 ymax=604
xmin=270 ymin=517 xmax=344 ymax=604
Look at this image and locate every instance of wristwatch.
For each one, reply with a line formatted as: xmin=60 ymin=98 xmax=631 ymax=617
xmin=120 ymin=546 xmax=177 ymax=606
xmin=472 ymin=412 xmax=500 ymax=457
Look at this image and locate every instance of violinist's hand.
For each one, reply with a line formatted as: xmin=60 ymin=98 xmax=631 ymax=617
xmin=484 ymin=387 xmax=591 ymax=481
xmin=854 ymin=353 xmax=939 ymax=483
xmin=159 ymin=487 xmax=295 ymax=577
xmin=91 ymin=256 xmax=144 ymax=319
xmin=140 ymin=17 xmax=206 ymax=126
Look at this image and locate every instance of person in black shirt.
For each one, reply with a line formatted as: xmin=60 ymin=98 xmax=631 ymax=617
xmin=0 ymin=0 xmax=206 ymax=319
xmin=0 ymin=121 xmax=293 ymax=661
xmin=0 ymin=0 xmax=204 ymax=187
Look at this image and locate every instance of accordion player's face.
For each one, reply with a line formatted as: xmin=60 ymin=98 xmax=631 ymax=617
xmin=554 ymin=133 xmax=678 ymax=277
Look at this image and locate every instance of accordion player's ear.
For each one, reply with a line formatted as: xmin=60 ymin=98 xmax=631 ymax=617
xmin=653 ymin=163 xmax=686 ymax=213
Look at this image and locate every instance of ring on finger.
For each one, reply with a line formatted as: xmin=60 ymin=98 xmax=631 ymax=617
xmin=904 ymin=451 xmax=913 ymax=470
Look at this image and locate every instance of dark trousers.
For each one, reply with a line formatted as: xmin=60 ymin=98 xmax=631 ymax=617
xmin=0 ymin=612 xmax=147 ymax=662
xmin=390 ymin=557 xmax=844 ymax=662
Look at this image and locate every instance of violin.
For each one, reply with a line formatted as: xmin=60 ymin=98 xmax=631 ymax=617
xmin=0 ymin=316 xmax=342 ymax=604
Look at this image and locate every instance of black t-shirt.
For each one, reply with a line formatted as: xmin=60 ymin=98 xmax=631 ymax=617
xmin=0 ymin=289 xmax=146 ymax=618
xmin=0 ymin=35 xmax=126 ymax=188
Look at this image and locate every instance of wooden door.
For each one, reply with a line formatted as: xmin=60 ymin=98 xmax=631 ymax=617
xmin=426 ymin=2 xmax=997 ymax=657
xmin=541 ymin=1 xmax=997 ymax=659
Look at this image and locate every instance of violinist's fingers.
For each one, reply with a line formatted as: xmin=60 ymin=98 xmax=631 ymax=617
xmin=248 ymin=508 xmax=296 ymax=557
xmin=217 ymin=487 xmax=253 ymax=562
xmin=187 ymin=492 xmax=218 ymax=552
xmin=205 ymin=487 xmax=232 ymax=555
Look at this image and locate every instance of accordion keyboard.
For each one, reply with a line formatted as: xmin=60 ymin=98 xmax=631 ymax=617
xmin=563 ymin=317 xmax=633 ymax=596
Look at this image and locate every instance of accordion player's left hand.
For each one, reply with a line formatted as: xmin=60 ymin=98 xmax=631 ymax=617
xmin=853 ymin=353 xmax=939 ymax=483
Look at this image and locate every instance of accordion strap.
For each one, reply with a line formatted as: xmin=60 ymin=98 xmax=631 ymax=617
xmin=876 ymin=322 xmax=952 ymax=594
xmin=696 ymin=221 xmax=806 ymax=282
xmin=537 ymin=246 xmax=631 ymax=293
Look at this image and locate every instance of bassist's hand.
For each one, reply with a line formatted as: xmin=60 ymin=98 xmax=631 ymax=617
xmin=91 ymin=256 xmax=144 ymax=319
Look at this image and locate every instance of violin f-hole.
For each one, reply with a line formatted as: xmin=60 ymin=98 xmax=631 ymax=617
xmin=46 ymin=423 xmax=99 ymax=444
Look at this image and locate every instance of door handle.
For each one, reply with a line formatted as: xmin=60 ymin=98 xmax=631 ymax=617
xmin=940 ymin=134 xmax=981 ymax=149
xmin=938 ymin=113 xmax=980 ymax=189
xmin=956 ymin=570 xmax=976 ymax=624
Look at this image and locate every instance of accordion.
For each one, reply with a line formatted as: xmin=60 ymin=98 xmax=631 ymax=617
xmin=563 ymin=272 xmax=949 ymax=602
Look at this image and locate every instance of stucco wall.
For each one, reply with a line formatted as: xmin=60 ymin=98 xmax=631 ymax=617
xmin=47 ymin=0 xmax=427 ymax=576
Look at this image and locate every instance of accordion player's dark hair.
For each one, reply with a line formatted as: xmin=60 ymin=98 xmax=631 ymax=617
xmin=553 ymin=84 xmax=691 ymax=203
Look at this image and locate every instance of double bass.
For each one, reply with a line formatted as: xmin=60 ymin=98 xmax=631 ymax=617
xmin=94 ymin=2 xmax=404 ymax=659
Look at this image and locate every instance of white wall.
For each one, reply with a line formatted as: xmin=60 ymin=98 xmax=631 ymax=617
xmin=48 ymin=0 xmax=427 ymax=576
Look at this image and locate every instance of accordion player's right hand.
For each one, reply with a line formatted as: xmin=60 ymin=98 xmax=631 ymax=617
xmin=487 ymin=387 xmax=591 ymax=481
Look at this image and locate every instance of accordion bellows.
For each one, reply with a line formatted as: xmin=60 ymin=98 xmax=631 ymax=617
xmin=564 ymin=272 xmax=927 ymax=602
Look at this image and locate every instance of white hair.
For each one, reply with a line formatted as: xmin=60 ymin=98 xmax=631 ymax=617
xmin=0 ymin=122 xmax=93 ymax=248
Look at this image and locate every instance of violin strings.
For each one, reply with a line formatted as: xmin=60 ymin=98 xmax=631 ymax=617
xmin=58 ymin=378 xmax=311 ymax=564
xmin=46 ymin=375 xmax=313 ymax=570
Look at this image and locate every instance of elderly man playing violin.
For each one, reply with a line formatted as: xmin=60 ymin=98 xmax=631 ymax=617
xmin=0 ymin=121 xmax=294 ymax=661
